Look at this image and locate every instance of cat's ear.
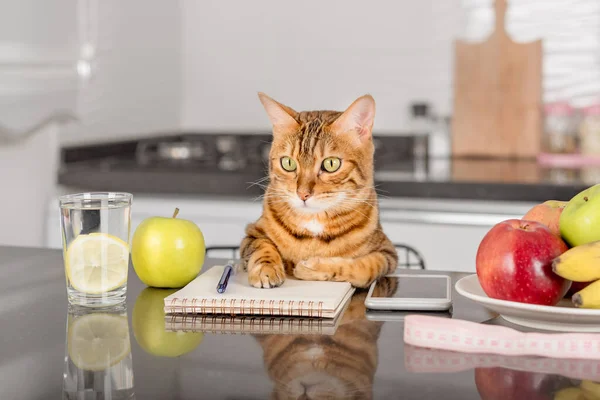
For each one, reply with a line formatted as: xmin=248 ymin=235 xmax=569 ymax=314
xmin=330 ymin=94 xmax=375 ymax=142
xmin=258 ymin=92 xmax=299 ymax=135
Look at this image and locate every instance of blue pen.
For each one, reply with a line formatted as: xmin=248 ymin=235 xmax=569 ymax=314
xmin=217 ymin=260 xmax=235 ymax=293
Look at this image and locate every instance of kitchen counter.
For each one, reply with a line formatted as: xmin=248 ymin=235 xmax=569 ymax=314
xmin=56 ymin=133 xmax=597 ymax=203
xmin=58 ymin=156 xmax=596 ymax=203
xmin=1 ymin=245 xmax=596 ymax=399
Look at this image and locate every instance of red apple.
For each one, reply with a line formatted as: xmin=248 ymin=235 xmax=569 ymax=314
xmin=476 ymin=219 xmax=570 ymax=306
xmin=522 ymin=200 xmax=567 ymax=238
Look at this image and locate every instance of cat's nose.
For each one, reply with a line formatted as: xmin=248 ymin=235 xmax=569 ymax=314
xmin=297 ymin=190 xmax=312 ymax=201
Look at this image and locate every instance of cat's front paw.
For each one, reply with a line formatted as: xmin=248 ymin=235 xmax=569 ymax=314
xmin=294 ymin=257 xmax=338 ymax=281
xmin=248 ymin=263 xmax=286 ymax=288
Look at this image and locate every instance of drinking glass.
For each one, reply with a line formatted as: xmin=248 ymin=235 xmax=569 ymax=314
xmin=59 ymin=192 xmax=132 ymax=307
xmin=63 ymin=304 xmax=135 ymax=399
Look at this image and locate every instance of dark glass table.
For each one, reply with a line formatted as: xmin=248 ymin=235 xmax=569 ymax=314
xmin=0 ymin=245 xmax=595 ymax=399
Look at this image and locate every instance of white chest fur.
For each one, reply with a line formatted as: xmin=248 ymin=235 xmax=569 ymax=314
xmin=303 ymin=219 xmax=324 ymax=236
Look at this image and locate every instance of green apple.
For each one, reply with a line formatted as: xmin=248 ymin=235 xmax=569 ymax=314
xmin=559 ymin=184 xmax=600 ymax=247
xmin=132 ymin=287 xmax=203 ymax=357
xmin=131 ymin=208 xmax=205 ymax=288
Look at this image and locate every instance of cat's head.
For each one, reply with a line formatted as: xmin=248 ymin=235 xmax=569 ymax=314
xmin=258 ymin=93 xmax=376 ymax=215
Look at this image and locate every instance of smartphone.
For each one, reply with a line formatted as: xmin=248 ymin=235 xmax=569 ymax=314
xmin=364 ymin=273 xmax=452 ymax=311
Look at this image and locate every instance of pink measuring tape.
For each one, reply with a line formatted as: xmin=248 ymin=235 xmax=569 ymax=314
xmin=404 ymin=315 xmax=600 ymax=360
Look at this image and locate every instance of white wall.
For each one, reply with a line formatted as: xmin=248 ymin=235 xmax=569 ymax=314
xmin=10 ymin=1 xmax=594 ymax=145
xmin=180 ymin=0 xmax=600 ymax=133
xmin=181 ymin=0 xmax=465 ymax=133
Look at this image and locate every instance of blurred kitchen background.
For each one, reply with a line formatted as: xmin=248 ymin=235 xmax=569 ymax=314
xmin=1 ymin=0 xmax=599 ymax=273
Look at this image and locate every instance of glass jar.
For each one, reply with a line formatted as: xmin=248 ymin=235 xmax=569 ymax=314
xmin=542 ymin=101 xmax=577 ymax=154
xmin=579 ymin=103 xmax=600 ymax=156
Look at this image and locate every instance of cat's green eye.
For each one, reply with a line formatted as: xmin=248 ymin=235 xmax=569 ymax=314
xmin=322 ymin=157 xmax=341 ymax=173
xmin=280 ymin=156 xmax=297 ymax=172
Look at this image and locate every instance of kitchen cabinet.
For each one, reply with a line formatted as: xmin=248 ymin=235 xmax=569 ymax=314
xmin=45 ymin=193 xmax=534 ymax=273
xmin=380 ymin=212 xmax=515 ymax=273
xmin=377 ymin=198 xmax=533 ymax=272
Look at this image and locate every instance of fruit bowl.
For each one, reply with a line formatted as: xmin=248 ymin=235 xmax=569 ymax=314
xmin=456 ymin=274 xmax=600 ymax=332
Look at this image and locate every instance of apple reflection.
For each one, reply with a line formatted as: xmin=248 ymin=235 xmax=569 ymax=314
xmin=475 ymin=368 xmax=600 ymax=399
xmin=254 ymin=276 xmax=398 ymax=400
xmin=132 ymin=287 xmax=204 ymax=358
xmin=404 ymin=344 xmax=600 ymax=400
xmin=62 ymin=304 xmax=135 ymax=399
xmin=474 ymin=367 xmax=574 ymax=400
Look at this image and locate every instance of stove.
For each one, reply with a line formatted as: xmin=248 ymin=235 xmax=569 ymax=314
xmin=60 ymin=132 xmax=427 ymax=175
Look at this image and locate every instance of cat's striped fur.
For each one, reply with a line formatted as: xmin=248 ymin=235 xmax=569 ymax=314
xmin=254 ymin=277 xmax=398 ymax=399
xmin=240 ymin=93 xmax=398 ymax=289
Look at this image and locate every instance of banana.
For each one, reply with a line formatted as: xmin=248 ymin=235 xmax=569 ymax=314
xmin=554 ymin=386 xmax=585 ymax=400
xmin=581 ymin=380 xmax=600 ymax=400
xmin=572 ymin=279 xmax=600 ymax=308
xmin=552 ymin=241 xmax=600 ymax=282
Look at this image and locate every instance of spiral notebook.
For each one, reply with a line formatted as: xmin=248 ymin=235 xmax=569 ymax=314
xmin=163 ymin=264 xmax=355 ymax=319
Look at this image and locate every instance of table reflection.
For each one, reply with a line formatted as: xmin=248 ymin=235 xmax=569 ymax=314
xmin=251 ymin=277 xmax=398 ymax=400
xmin=404 ymin=344 xmax=600 ymax=399
xmin=62 ymin=304 xmax=135 ymax=399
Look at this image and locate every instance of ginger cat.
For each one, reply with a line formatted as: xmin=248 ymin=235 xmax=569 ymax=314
xmin=240 ymin=93 xmax=398 ymax=289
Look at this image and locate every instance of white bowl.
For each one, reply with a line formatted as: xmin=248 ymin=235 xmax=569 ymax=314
xmin=455 ymin=274 xmax=600 ymax=332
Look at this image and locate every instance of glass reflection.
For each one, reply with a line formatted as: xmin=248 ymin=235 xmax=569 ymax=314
xmin=254 ymin=276 xmax=398 ymax=400
xmin=62 ymin=304 xmax=135 ymax=399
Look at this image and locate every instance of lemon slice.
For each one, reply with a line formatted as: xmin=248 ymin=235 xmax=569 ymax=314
xmin=66 ymin=233 xmax=129 ymax=294
xmin=68 ymin=313 xmax=131 ymax=371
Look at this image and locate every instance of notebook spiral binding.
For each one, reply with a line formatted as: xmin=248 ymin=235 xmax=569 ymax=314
xmin=167 ymin=313 xmax=324 ymax=335
xmin=167 ymin=297 xmax=325 ymax=317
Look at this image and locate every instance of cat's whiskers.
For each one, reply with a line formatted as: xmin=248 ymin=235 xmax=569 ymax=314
xmin=328 ymin=192 xmax=377 ymax=211
xmin=253 ymin=188 xmax=284 ymax=199
xmin=336 ymin=195 xmax=377 ymax=205
xmin=328 ymin=191 xmax=374 ymax=217
xmin=335 ymin=200 xmax=371 ymax=220
xmin=255 ymin=188 xmax=296 ymax=206
xmin=263 ymin=188 xmax=379 ymax=221
xmin=246 ymin=176 xmax=270 ymax=189
xmin=265 ymin=191 xmax=298 ymax=209
xmin=265 ymin=195 xmax=293 ymax=204
xmin=334 ymin=185 xmax=389 ymax=198
xmin=313 ymin=193 xmax=376 ymax=217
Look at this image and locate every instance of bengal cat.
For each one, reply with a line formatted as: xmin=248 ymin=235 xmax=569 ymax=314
xmin=240 ymin=93 xmax=398 ymax=289
xmin=254 ymin=276 xmax=398 ymax=400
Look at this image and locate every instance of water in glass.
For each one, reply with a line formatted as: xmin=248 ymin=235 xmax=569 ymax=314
xmin=60 ymin=192 xmax=132 ymax=307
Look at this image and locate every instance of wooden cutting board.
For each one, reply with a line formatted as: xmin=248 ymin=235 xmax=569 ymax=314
xmin=451 ymin=0 xmax=543 ymax=159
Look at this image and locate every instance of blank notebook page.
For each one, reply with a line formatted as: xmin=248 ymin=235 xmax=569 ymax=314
xmin=163 ymin=264 xmax=355 ymax=318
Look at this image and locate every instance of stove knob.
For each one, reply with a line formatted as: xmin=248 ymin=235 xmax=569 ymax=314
xmin=219 ymin=156 xmax=239 ymax=171
xmin=216 ymin=137 xmax=238 ymax=153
